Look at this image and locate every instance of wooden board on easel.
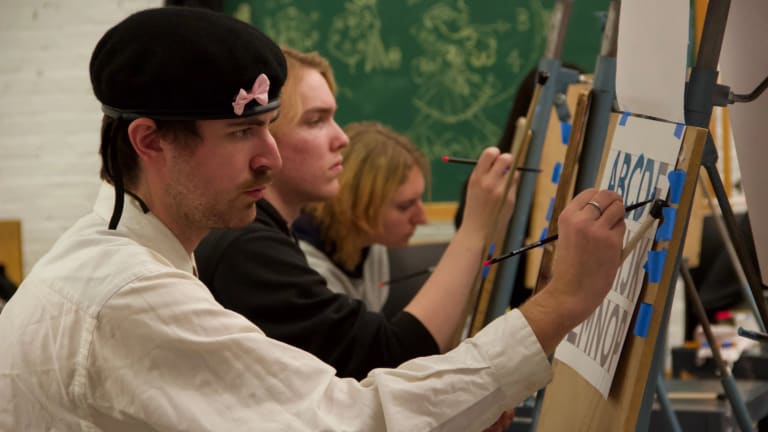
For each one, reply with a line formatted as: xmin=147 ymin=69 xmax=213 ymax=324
xmin=0 ymin=220 xmax=23 ymax=285
xmin=536 ymin=114 xmax=707 ymax=431
xmin=524 ymin=79 xmax=593 ymax=289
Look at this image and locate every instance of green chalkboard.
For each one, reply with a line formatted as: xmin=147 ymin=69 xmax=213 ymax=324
xmin=226 ymin=0 xmax=606 ymax=201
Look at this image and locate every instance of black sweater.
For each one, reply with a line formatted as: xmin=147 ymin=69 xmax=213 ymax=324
xmin=195 ymin=199 xmax=439 ymax=380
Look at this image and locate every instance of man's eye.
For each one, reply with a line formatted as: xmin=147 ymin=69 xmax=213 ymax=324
xmin=232 ymin=128 xmax=252 ymax=138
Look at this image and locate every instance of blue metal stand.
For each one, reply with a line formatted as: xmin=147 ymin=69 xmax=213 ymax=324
xmin=485 ymin=0 xmax=580 ymax=323
xmin=573 ymin=0 xmax=618 ymax=194
xmin=529 ymin=1 xmax=621 ymax=430
xmin=655 ymin=374 xmax=684 ymax=432
xmin=637 ymin=1 xmax=767 ymax=430
xmin=679 ymin=260 xmax=754 ymax=431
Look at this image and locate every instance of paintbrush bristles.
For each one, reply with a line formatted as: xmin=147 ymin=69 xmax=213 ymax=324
xmin=441 ymin=156 xmax=542 ymax=173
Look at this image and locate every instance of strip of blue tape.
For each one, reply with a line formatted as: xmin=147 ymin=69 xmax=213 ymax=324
xmin=619 ymin=111 xmax=631 ymax=126
xmin=667 ymin=170 xmax=686 ymax=204
xmin=481 ymin=242 xmax=497 ymax=279
xmin=634 ymin=302 xmax=653 ymax=337
xmin=561 ymin=122 xmax=572 ymax=145
xmin=539 ymin=226 xmax=548 ymax=241
xmin=644 ymin=249 xmax=668 ymax=283
xmin=551 ymin=162 xmax=562 ymax=184
xmin=546 ymin=197 xmax=555 ymax=222
xmin=673 ymin=123 xmax=684 ymax=139
xmin=656 ymin=207 xmax=677 ymax=241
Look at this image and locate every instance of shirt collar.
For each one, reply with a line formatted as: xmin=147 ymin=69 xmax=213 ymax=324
xmin=93 ymin=183 xmax=197 ymax=275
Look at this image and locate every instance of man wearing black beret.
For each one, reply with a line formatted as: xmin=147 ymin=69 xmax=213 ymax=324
xmin=0 ymin=6 xmax=627 ymax=431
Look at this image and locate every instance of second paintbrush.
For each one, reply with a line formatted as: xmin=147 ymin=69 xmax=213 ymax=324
xmin=441 ymin=156 xmax=542 ymax=173
xmin=484 ymin=198 xmax=664 ymax=266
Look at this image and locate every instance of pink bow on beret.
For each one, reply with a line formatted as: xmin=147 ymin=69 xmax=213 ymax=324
xmin=232 ymin=73 xmax=270 ymax=115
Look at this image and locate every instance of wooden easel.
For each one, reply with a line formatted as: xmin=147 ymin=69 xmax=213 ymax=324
xmin=478 ymin=0 xmax=583 ymax=325
xmin=633 ymin=1 xmax=768 ymax=430
xmin=451 ymin=0 xmax=582 ymax=344
xmin=0 ymin=220 xmax=23 ymax=286
xmin=535 ymin=115 xmax=707 ymax=431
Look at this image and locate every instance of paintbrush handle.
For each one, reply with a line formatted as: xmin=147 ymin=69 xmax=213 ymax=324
xmin=619 ymin=217 xmax=657 ymax=263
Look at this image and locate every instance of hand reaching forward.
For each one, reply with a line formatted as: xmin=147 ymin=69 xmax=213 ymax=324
xmin=520 ymin=188 xmax=626 ymax=354
xmin=461 ymin=147 xmax=517 ymax=240
xmin=549 ymin=188 xmax=625 ymax=323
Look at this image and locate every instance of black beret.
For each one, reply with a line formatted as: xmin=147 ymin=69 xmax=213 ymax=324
xmin=90 ymin=7 xmax=286 ymax=120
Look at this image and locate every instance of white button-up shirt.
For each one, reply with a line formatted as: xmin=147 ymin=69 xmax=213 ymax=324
xmin=0 ymin=184 xmax=552 ymax=431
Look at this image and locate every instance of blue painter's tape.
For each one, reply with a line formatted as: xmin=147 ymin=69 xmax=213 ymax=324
xmin=551 ymin=162 xmax=562 ymax=184
xmin=539 ymin=226 xmax=548 ymax=241
xmin=482 ymin=242 xmax=496 ymax=279
xmin=674 ymin=123 xmax=684 ymax=139
xmin=619 ymin=111 xmax=631 ymax=126
xmin=656 ymin=207 xmax=677 ymax=241
xmin=634 ymin=302 xmax=653 ymax=337
xmin=643 ymin=249 xmax=668 ymax=283
xmin=667 ymin=170 xmax=686 ymax=204
xmin=560 ymin=122 xmax=572 ymax=145
xmin=546 ymin=197 xmax=555 ymax=222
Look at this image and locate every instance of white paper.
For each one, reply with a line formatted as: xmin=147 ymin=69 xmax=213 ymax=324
xmin=616 ymin=0 xmax=689 ymax=123
xmin=554 ymin=116 xmax=683 ymax=398
xmin=719 ymin=0 xmax=768 ymax=285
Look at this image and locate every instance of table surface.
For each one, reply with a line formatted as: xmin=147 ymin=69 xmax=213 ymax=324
xmin=649 ymin=379 xmax=768 ymax=431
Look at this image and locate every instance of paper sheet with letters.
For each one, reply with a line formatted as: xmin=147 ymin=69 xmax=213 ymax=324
xmin=554 ymin=116 xmax=683 ymax=398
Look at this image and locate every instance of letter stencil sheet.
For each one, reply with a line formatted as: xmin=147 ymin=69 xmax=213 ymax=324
xmin=554 ymin=115 xmax=683 ymax=398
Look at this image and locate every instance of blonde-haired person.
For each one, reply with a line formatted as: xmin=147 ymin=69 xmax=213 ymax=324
xmin=196 ymin=47 xmax=522 ymax=380
xmin=2 ymin=13 xmax=631 ymax=431
xmin=294 ymin=121 xmax=430 ymax=312
xmin=194 ymin=46 xmax=628 ymax=432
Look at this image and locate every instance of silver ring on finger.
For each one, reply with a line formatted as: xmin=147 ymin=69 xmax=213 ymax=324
xmin=586 ymin=200 xmax=604 ymax=217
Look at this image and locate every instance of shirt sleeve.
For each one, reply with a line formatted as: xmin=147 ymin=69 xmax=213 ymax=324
xmin=87 ymin=270 xmax=552 ymax=432
xmin=199 ymin=225 xmax=439 ymax=380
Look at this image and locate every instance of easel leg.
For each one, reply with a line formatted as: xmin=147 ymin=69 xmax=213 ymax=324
xmin=636 ymin=278 xmax=676 ymax=432
xmin=655 ymin=374 xmax=683 ymax=432
xmin=701 ymin=152 xmax=768 ymax=330
xmin=698 ymin=174 xmax=766 ymax=332
xmin=528 ymin=381 xmax=546 ymax=431
xmin=681 ymin=259 xmax=753 ymax=431
xmin=686 ymin=0 xmax=768 ymax=334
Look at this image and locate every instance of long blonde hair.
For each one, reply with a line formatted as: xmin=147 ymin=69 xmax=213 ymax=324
xmin=305 ymin=122 xmax=429 ymax=271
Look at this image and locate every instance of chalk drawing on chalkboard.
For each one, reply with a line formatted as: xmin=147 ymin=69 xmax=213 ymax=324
xmin=234 ymin=0 xmax=321 ymax=52
xmin=327 ymin=0 xmax=402 ymax=74
xmin=405 ymin=0 xmax=550 ymax=159
xmin=227 ymin=0 xmax=560 ymax=200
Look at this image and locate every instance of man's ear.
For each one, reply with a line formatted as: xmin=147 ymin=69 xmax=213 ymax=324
xmin=127 ymin=118 xmax=163 ymax=163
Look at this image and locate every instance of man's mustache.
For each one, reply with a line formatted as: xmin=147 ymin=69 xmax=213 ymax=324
xmin=245 ymin=168 xmax=273 ymax=189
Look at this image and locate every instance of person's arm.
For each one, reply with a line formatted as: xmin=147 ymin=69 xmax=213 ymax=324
xmin=404 ymin=147 xmax=517 ymax=351
xmin=520 ymin=188 xmax=626 ymax=353
xmin=90 ymin=271 xmax=550 ymax=431
xmin=196 ymin=224 xmax=438 ymax=380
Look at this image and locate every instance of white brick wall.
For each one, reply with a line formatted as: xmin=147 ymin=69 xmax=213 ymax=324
xmin=0 ymin=0 xmax=162 ymax=277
